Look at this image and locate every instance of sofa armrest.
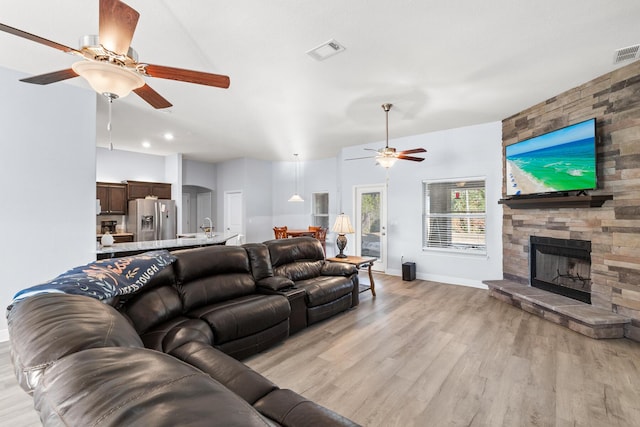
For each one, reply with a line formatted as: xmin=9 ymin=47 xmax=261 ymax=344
xmin=254 ymin=388 xmax=361 ymax=427
xmin=321 ymin=262 xmax=357 ymax=277
xmin=256 ymin=276 xmax=295 ymax=291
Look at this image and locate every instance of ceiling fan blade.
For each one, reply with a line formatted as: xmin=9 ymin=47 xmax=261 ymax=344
xmin=397 ymin=155 xmax=425 ymax=162
xmin=99 ymin=0 xmax=140 ymax=56
xmin=399 ymin=148 xmax=426 ymax=155
xmin=20 ymin=68 xmax=79 ymax=85
xmin=133 ymin=84 xmax=173 ymax=109
xmin=345 ymin=156 xmax=376 ymax=161
xmin=0 ymin=23 xmax=80 ymax=54
xmin=143 ymin=64 xmax=231 ymax=88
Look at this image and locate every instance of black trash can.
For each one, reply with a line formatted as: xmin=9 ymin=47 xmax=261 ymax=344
xmin=402 ymin=262 xmax=416 ymax=281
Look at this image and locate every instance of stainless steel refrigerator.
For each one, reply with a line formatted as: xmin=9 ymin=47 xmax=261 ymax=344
xmin=127 ymin=199 xmax=177 ymax=241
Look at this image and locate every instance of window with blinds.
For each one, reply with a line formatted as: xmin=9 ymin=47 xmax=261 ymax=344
xmin=422 ymin=178 xmax=486 ymax=254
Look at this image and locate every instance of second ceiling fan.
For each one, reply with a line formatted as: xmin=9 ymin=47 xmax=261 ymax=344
xmin=348 ymin=103 xmax=426 ymax=168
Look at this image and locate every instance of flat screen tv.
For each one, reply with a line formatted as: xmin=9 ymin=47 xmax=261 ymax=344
xmin=505 ymin=118 xmax=596 ymax=196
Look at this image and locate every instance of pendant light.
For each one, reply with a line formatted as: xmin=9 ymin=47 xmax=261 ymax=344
xmin=288 ymin=153 xmax=304 ymax=202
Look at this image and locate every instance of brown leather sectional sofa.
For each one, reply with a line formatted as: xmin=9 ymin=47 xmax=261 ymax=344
xmin=7 ymin=237 xmax=361 ymax=426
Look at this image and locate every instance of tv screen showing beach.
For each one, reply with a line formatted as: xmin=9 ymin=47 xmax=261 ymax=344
xmin=505 ymin=119 xmax=596 ymax=196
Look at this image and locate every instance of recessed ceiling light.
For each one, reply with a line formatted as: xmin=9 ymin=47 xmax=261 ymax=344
xmin=306 ymin=39 xmax=346 ymax=61
xmin=164 ymin=132 xmax=174 ymax=141
xmin=142 ymin=141 xmax=151 ymax=148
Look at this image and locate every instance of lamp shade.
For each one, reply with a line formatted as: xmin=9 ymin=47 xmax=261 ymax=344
xmin=332 ymin=213 xmax=354 ymax=234
xmin=72 ymin=61 xmax=144 ymax=98
xmin=376 ymin=156 xmax=398 ymax=168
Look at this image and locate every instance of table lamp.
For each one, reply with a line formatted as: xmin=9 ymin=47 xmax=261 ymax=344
xmin=332 ymin=213 xmax=354 ymax=258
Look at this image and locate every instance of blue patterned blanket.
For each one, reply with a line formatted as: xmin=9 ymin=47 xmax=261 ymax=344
xmin=12 ymin=250 xmax=176 ymax=304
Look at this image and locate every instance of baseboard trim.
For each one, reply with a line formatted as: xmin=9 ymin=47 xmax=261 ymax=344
xmin=384 ymin=269 xmax=489 ymax=289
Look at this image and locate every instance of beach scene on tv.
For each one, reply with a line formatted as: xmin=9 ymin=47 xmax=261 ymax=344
xmin=506 ymin=119 xmax=596 ymax=196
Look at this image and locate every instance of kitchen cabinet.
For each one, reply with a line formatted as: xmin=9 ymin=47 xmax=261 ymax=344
xmin=97 ymin=182 xmax=127 ymax=215
xmin=126 ymin=181 xmax=172 ymax=200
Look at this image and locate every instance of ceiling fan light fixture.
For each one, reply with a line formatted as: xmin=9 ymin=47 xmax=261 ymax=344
xmin=377 ymin=156 xmax=398 ymax=168
xmin=72 ymin=60 xmax=144 ymax=98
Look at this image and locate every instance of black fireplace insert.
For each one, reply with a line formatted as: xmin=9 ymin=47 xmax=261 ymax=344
xmin=529 ymin=236 xmax=591 ymax=304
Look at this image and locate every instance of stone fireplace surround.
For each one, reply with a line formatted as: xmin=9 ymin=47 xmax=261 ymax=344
xmin=487 ymin=59 xmax=640 ymax=341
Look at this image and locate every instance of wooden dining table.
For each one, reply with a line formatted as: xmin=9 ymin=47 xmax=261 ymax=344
xmin=286 ymin=229 xmax=316 ymax=238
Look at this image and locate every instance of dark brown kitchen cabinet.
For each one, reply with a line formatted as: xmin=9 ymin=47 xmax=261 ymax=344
xmin=126 ymin=181 xmax=172 ymax=200
xmin=97 ymin=182 xmax=127 ymax=215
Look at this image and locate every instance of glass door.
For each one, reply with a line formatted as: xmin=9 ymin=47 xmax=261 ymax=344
xmin=355 ymin=185 xmax=386 ymax=272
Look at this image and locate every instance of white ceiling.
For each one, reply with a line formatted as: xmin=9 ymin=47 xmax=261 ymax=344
xmin=1 ymin=0 xmax=639 ymax=163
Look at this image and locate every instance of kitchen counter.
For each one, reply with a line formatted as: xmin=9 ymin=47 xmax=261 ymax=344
xmin=96 ymin=233 xmax=238 ymax=259
xmin=96 ymin=232 xmax=134 ymax=244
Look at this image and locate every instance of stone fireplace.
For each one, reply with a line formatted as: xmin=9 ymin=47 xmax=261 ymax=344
xmin=529 ymin=236 xmax=591 ymax=304
xmin=497 ymin=60 xmax=640 ymax=341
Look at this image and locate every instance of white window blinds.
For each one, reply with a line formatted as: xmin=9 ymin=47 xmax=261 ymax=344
xmin=422 ymin=179 xmax=486 ymax=254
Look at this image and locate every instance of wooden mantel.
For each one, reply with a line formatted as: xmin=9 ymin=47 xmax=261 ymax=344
xmin=498 ymin=194 xmax=613 ymax=209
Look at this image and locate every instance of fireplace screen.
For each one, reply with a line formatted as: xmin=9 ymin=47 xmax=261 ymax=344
xmin=530 ymin=236 xmax=591 ymax=304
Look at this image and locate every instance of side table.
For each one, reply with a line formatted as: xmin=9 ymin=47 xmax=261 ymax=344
xmin=326 ymin=255 xmax=377 ymax=296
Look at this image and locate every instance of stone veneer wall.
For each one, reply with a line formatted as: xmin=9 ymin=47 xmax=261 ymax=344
xmin=502 ymin=60 xmax=640 ymax=340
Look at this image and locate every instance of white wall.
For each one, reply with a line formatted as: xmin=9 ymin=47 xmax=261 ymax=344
xmin=341 ymin=121 xmax=503 ymax=287
xmin=96 ymin=148 xmax=166 ymax=182
xmin=244 ymin=158 xmax=273 ymax=244
xmin=214 ymin=158 xmax=273 ymax=244
xmin=0 ymin=66 xmax=96 ymax=339
xmin=183 ymin=159 xmax=217 ymax=189
xmin=183 ymin=160 xmax=217 ymax=234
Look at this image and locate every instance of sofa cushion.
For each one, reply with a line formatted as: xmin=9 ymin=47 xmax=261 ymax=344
xmin=7 ymin=294 xmax=143 ymax=393
xmin=140 ymin=317 xmax=214 ymax=353
xmin=273 ymin=260 xmax=324 ymax=282
xmin=171 ymin=341 xmax=278 ymax=405
xmin=173 ymin=245 xmax=252 ymax=283
xmin=122 ymin=284 xmax=183 ymax=334
xmin=295 ymin=276 xmax=354 ymax=307
xmin=217 ymin=320 xmax=290 ymax=361
xmin=173 ymin=245 xmax=257 ymax=310
xmin=180 ymin=273 xmax=257 ymax=311
xmin=244 ymin=243 xmax=275 ymax=281
xmin=189 ymin=294 xmax=290 ymax=344
xmin=34 ymin=347 xmax=273 ymax=427
xmin=265 ymin=237 xmax=325 ymax=268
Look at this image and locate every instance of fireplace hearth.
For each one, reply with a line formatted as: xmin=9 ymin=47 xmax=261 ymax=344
xmin=529 ymin=236 xmax=591 ymax=304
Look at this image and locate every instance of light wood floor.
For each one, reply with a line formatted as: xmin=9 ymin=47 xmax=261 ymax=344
xmin=3 ymin=274 xmax=640 ymax=426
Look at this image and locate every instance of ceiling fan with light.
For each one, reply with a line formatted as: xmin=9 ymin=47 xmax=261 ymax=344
xmin=347 ymin=103 xmax=426 ymax=168
xmin=0 ymin=0 xmax=230 ymax=109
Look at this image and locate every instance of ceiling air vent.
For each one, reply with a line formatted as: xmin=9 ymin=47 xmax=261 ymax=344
xmin=613 ymin=44 xmax=640 ymax=64
xmin=306 ymin=39 xmax=346 ymax=61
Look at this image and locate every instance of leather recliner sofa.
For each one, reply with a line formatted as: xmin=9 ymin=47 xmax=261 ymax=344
xmin=7 ymin=236 xmax=361 ymax=426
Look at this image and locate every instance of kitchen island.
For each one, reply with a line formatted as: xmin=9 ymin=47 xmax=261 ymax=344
xmin=96 ymin=233 xmax=238 ymax=259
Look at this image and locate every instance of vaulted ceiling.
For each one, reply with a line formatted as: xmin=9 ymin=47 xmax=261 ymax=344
xmin=1 ymin=0 xmax=639 ymax=163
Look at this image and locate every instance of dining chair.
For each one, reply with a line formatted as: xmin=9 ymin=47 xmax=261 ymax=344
xmin=309 ymin=226 xmax=327 ymax=255
xmin=273 ymin=226 xmax=288 ymax=239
